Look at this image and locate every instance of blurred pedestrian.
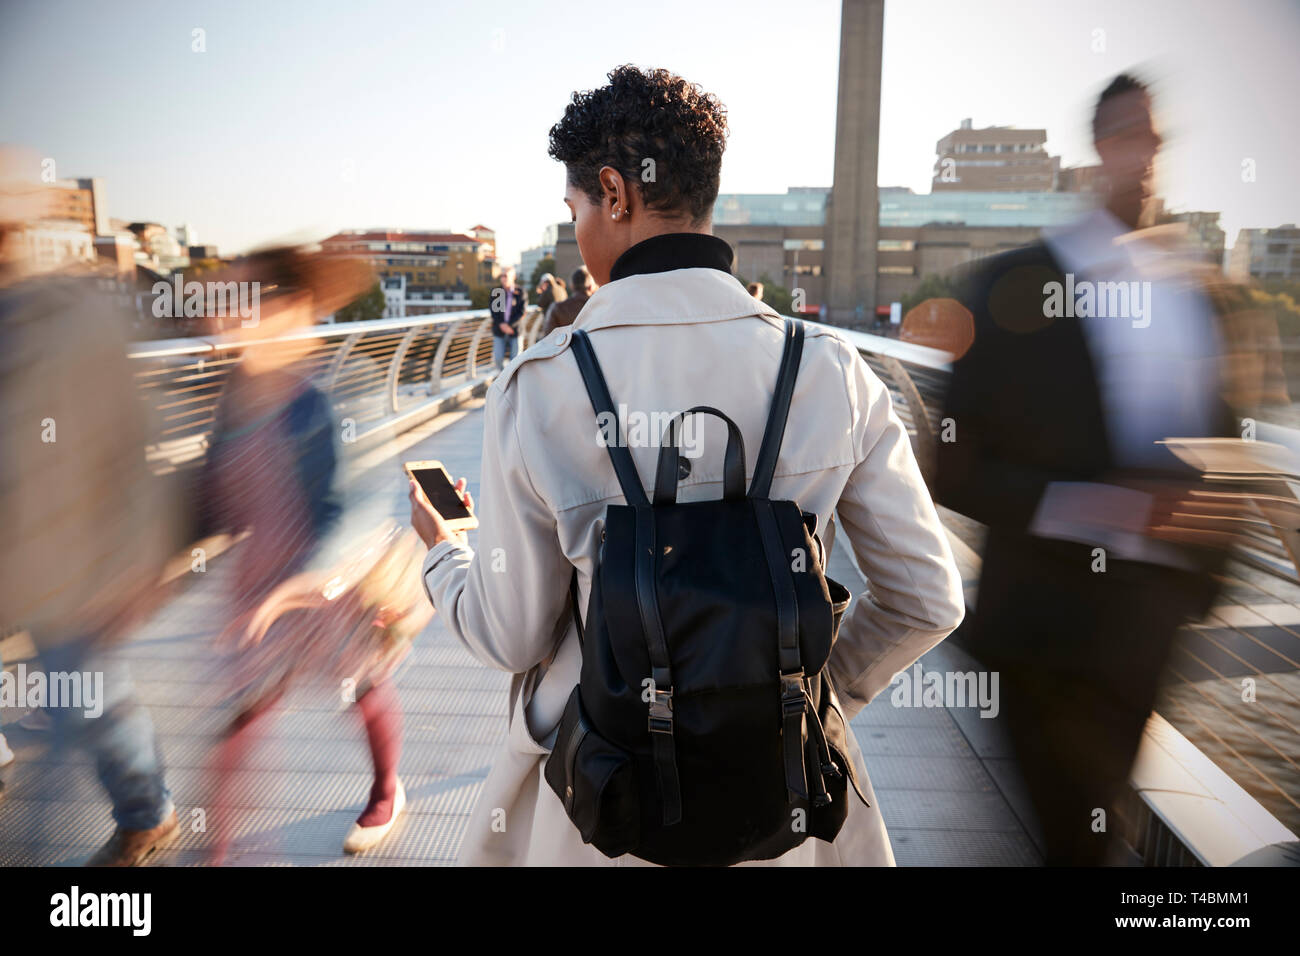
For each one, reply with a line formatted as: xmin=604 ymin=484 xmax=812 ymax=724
xmin=535 ymin=272 xmax=560 ymax=315
xmin=542 ymin=265 xmax=594 ymax=335
xmin=198 ymin=248 xmax=430 ymax=860
xmin=934 ymin=73 xmax=1245 ymax=865
xmin=0 ymin=147 xmax=185 ymax=864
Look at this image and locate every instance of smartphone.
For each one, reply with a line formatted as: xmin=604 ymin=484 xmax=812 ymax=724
xmin=404 ymin=460 xmax=478 ymax=532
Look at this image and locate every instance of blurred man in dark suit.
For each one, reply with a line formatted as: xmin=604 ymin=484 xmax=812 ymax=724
xmin=935 ymin=74 xmax=1242 ymax=865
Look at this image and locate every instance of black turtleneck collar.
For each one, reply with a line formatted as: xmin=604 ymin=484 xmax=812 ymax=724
xmin=608 ymin=232 xmax=734 ymax=282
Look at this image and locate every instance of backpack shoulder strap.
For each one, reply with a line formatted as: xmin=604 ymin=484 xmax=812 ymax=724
xmin=748 ymin=318 xmax=805 ymax=498
xmin=568 ymin=566 xmax=584 ymax=649
xmin=571 ymin=329 xmax=683 ymax=825
xmin=570 ymin=329 xmax=650 ymax=507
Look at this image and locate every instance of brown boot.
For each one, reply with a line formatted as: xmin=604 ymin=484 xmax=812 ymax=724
xmin=87 ymin=810 xmax=180 ymax=866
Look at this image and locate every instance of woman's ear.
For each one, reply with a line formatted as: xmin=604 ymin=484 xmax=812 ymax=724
xmin=597 ymin=166 xmax=630 ymax=220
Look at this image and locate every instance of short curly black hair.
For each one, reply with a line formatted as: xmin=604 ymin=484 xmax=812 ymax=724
xmin=548 ymin=65 xmax=728 ymax=224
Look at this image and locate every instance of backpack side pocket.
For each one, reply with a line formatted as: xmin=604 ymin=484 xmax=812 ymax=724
xmin=543 ymin=686 xmax=641 ymax=858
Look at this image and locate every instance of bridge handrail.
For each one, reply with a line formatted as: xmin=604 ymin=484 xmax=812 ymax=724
xmin=127 ymin=308 xmax=504 ymax=359
xmin=813 ymin=323 xmax=953 ymax=371
xmin=129 ymin=307 xmax=549 ymax=461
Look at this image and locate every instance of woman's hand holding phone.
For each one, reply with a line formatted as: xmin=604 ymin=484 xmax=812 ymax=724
xmin=408 ymin=475 xmax=474 ymax=550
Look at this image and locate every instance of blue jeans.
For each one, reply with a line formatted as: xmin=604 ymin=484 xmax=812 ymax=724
xmin=38 ymin=638 xmax=173 ymax=831
xmin=492 ymin=334 xmax=518 ymax=370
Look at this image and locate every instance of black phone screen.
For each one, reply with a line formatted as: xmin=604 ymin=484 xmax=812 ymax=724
xmin=409 ymin=468 xmax=472 ymax=520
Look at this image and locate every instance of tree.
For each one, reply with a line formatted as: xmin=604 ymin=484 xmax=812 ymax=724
xmin=757 ymin=273 xmax=795 ymax=316
xmin=733 ymin=272 xmax=796 ymax=315
xmin=186 ymin=257 xmax=224 ymax=276
xmin=469 ymin=286 xmax=492 ymax=310
xmin=1258 ymin=278 xmax=1300 ymax=305
xmin=900 ymin=273 xmax=964 ymax=315
xmin=530 ymin=256 xmax=557 ymax=290
xmin=1250 ymin=288 xmax=1300 ymax=340
xmin=334 ymin=280 xmax=386 ymax=322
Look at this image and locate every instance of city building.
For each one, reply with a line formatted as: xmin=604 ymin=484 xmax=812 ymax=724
xmin=1055 ymin=163 xmax=1107 ymax=194
xmin=932 ymin=119 xmax=1059 ymax=192
xmin=381 ymin=275 xmax=406 ymax=318
xmin=519 ymin=224 xmax=558 ymax=285
xmin=554 ymin=184 xmax=1097 ymax=317
xmin=95 ymin=233 xmax=137 ymax=275
xmin=1149 ymin=207 xmax=1226 ymax=266
xmin=321 ymin=228 xmax=491 ymax=316
xmin=372 ymin=275 xmax=470 ymax=319
xmin=46 ymin=177 xmax=110 ymax=236
xmin=15 ymin=221 xmax=95 ymax=273
xmin=552 ymin=222 xmax=580 ymax=289
xmin=322 ymin=228 xmax=492 ymax=316
xmin=124 ymin=221 xmax=187 ymax=271
xmin=1227 ymin=224 xmax=1300 ymax=282
xmin=8 ymin=176 xmax=115 ymax=274
xmin=468 ymin=224 xmax=496 ymax=260
xmin=712 ymin=189 xmax=830 ymax=309
xmin=878 ymin=187 xmax=1095 ymax=228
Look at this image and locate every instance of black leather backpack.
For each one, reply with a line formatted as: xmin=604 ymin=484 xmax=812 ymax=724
xmin=543 ymin=318 xmax=868 ymax=866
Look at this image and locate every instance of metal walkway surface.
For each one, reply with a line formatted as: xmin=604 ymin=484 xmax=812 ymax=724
xmin=0 ymin=398 xmax=1040 ymax=866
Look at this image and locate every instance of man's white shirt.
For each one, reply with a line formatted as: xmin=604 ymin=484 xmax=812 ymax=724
xmin=1029 ymin=208 xmax=1223 ymax=569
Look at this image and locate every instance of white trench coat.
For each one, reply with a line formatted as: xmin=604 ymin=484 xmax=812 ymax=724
xmin=421 ymin=265 xmax=965 ymax=866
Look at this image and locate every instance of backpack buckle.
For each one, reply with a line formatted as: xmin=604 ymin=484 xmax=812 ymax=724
xmin=780 ymin=669 xmax=807 ymax=718
xmin=648 ymin=687 xmax=674 ymax=735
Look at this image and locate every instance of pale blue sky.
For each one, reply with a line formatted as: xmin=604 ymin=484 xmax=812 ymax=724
xmin=2 ymin=0 xmax=1297 ymax=264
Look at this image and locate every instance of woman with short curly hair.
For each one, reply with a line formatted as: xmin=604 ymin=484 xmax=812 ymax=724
xmin=410 ymin=65 xmax=963 ymax=866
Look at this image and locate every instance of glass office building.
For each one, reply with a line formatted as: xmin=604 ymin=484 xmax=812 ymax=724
xmin=714 ymin=187 xmax=1094 ymax=229
xmin=879 ymin=189 xmax=1094 ymax=228
xmin=714 ymin=188 xmax=830 ymax=226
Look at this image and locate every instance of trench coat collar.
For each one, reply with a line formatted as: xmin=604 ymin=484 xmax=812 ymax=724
xmin=609 ymin=232 xmax=734 ymax=281
xmin=574 ymin=239 xmax=782 ymax=334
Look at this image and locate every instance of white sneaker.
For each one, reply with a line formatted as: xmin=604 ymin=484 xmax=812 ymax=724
xmin=342 ymin=778 xmax=405 ymax=854
xmin=0 ymin=733 xmax=13 ymax=768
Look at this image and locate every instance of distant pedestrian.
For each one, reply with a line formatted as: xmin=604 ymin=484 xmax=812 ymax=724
xmin=542 ymin=265 xmax=595 ymax=335
xmin=535 ymin=273 xmax=560 ymax=315
xmin=491 ymin=266 xmax=527 ymax=369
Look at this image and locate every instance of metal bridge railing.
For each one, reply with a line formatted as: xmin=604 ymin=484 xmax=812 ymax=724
xmin=822 ymin=325 xmax=951 ymax=479
xmin=130 ymin=306 xmax=546 ymax=466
